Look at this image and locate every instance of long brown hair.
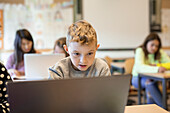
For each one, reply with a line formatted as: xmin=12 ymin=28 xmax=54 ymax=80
xmin=14 ymin=29 xmax=36 ymax=66
xmin=139 ymin=33 xmax=162 ymax=60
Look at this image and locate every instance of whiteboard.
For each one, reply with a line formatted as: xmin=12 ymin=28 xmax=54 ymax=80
xmin=83 ymin=0 xmax=149 ymax=49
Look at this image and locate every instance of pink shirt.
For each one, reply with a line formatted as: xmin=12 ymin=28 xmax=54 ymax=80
xmin=5 ymin=53 xmax=25 ymax=72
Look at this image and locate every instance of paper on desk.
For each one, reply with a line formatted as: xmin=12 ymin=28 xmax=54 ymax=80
xmin=164 ymin=70 xmax=170 ymax=76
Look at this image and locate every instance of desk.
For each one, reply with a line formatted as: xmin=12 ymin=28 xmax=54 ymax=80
xmin=124 ymin=104 xmax=169 ymax=113
xmin=110 ymin=62 xmax=125 ymax=74
xmin=138 ymin=73 xmax=170 ymax=109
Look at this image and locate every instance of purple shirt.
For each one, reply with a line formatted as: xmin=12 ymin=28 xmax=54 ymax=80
xmin=5 ymin=53 xmax=25 ymax=72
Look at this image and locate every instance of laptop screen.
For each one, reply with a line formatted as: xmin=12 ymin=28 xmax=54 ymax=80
xmin=8 ymin=75 xmax=130 ymax=113
xmin=24 ymin=53 xmax=65 ymax=80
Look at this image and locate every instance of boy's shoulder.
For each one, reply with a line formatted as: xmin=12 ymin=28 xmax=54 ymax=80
xmin=59 ymin=57 xmax=70 ymax=63
xmin=94 ymin=58 xmax=109 ymax=67
xmin=52 ymin=57 xmax=70 ymax=69
xmin=55 ymin=57 xmax=70 ymax=66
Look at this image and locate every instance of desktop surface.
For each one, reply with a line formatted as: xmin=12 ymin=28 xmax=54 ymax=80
xmin=124 ymin=104 xmax=169 ymax=113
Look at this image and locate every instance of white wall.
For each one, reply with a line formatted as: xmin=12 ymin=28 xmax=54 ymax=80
xmin=96 ymin=50 xmax=135 ymax=58
xmin=83 ymin=0 xmax=149 ymax=49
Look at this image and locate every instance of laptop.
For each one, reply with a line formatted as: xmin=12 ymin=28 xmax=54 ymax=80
xmin=24 ymin=53 xmax=65 ymax=80
xmin=7 ymin=75 xmax=131 ymax=113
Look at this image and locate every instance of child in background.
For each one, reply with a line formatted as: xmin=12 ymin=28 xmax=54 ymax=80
xmin=53 ymin=37 xmax=69 ymax=57
xmin=6 ymin=29 xmax=36 ymax=77
xmin=49 ymin=20 xmax=111 ymax=79
xmin=132 ymin=33 xmax=170 ymax=107
xmin=0 ymin=62 xmax=12 ymax=113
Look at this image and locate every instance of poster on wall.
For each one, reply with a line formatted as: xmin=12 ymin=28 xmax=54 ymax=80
xmin=161 ymin=9 xmax=170 ymax=47
xmin=2 ymin=0 xmax=73 ymax=50
xmin=0 ymin=9 xmax=3 ymax=49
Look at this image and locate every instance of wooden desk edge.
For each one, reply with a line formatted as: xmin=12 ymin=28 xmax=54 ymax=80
xmin=139 ymin=73 xmax=170 ymax=79
xmin=125 ymin=104 xmax=169 ymax=113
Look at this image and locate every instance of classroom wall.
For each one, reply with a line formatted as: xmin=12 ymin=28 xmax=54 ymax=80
xmin=1 ymin=0 xmax=170 ymax=61
xmin=83 ymin=0 xmax=170 ymax=58
xmin=83 ymin=0 xmax=149 ymax=49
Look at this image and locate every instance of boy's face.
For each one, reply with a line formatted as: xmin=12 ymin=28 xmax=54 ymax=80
xmin=65 ymin=41 xmax=99 ymax=71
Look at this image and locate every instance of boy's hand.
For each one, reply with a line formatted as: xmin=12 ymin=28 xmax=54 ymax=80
xmin=158 ymin=67 xmax=166 ymax=73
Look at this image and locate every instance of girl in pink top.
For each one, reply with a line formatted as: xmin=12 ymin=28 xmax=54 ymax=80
xmin=6 ymin=29 xmax=36 ymax=77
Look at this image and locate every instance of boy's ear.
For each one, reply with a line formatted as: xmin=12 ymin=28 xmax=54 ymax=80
xmin=63 ymin=45 xmax=68 ymax=53
xmin=96 ymin=44 xmax=100 ymax=50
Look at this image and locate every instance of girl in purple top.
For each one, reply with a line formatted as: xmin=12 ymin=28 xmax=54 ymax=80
xmin=6 ymin=29 xmax=36 ymax=77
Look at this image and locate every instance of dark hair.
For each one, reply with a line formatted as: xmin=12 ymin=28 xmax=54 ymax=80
xmin=53 ymin=37 xmax=69 ymax=57
xmin=139 ymin=32 xmax=162 ymax=60
xmin=14 ymin=29 xmax=36 ymax=66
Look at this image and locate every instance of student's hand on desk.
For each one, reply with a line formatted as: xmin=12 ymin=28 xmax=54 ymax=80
xmin=8 ymin=69 xmax=22 ymax=76
xmin=150 ymin=64 xmax=156 ymax=66
xmin=158 ymin=67 xmax=166 ymax=73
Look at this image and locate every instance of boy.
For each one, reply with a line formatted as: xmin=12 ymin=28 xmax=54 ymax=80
xmin=49 ymin=20 xmax=111 ymax=79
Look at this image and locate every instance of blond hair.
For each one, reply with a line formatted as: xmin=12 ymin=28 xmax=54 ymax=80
xmin=67 ymin=20 xmax=97 ymax=46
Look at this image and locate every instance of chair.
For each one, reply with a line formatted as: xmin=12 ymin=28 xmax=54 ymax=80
xmin=124 ymin=58 xmax=134 ymax=74
xmin=105 ymin=57 xmax=137 ymax=105
xmin=124 ymin=58 xmax=147 ymax=104
xmin=123 ymin=58 xmax=137 ymax=105
xmin=104 ymin=56 xmax=113 ymax=69
xmin=104 ymin=56 xmax=126 ymax=75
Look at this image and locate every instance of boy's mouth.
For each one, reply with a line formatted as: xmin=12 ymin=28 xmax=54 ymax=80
xmin=79 ymin=64 xmax=87 ymax=68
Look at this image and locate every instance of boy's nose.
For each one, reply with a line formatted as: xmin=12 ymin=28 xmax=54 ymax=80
xmin=80 ymin=56 xmax=87 ymax=63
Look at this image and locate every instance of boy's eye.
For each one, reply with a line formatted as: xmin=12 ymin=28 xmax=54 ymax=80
xmin=88 ymin=52 xmax=93 ymax=55
xmin=73 ymin=53 xmax=80 ymax=56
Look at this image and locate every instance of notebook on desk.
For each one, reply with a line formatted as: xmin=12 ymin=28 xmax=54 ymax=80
xmin=24 ymin=53 xmax=65 ymax=80
xmin=7 ymin=75 xmax=131 ymax=113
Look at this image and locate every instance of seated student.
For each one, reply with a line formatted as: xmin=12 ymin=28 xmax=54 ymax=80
xmin=132 ymin=33 xmax=170 ymax=107
xmin=49 ymin=20 xmax=111 ymax=79
xmin=0 ymin=62 xmax=12 ymax=113
xmin=6 ymin=29 xmax=36 ymax=77
xmin=53 ymin=37 xmax=69 ymax=57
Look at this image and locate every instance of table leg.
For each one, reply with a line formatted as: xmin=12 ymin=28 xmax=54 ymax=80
xmin=110 ymin=66 xmax=114 ymax=75
xmin=138 ymin=75 xmax=141 ymax=105
xmin=162 ymin=79 xmax=167 ymax=109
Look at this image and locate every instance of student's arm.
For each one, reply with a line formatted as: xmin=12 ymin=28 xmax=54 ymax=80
xmin=48 ymin=66 xmax=63 ymax=79
xmin=0 ymin=63 xmax=12 ymax=113
xmin=5 ymin=54 xmax=14 ymax=70
xmin=134 ymin=48 xmax=159 ymax=73
xmin=160 ymin=49 xmax=170 ymax=63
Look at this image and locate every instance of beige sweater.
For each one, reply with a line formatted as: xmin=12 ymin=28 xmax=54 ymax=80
xmin=48 ymin=57 xmax=111 ymax=79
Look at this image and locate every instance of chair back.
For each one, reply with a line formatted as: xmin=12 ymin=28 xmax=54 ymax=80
xmin=124 ymin=58 xmax=134 ymax=74
xmin=104 ymin=56 xmax=113 ymax=68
